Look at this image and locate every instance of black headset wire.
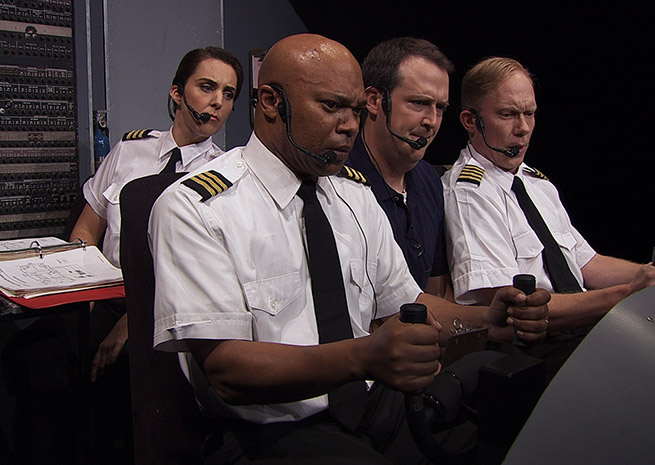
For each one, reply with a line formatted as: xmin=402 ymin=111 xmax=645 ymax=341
xmin=361 ymin=130 xmax=431 ymax=275
xmin=361 ymin=130 xmax=403 ymax=226
xmin=326 ymin=176 xmax=379 ymax=322
xmin=167 ymin=94 xmax=176 ymax=121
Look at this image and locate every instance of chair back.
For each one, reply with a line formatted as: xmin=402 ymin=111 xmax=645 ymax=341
xmin=120 ymin=173 xmax=209 ymax=465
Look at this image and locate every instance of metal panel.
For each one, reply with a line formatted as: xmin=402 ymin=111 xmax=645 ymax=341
xmin=0 ymin=0 xmax=79 ymax=240
xmin=504 ymin=286 xmax=655 ymax=465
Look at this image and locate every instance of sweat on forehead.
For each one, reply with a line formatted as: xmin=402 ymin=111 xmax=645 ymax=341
xmin=297 ymin=42 xmax=342 ymax=61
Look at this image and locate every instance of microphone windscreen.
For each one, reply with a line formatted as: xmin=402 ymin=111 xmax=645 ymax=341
xmin=416 ymin=137 xmax=428 ymax=149
xmin=323 ymin=151 xmax=336 ymax=164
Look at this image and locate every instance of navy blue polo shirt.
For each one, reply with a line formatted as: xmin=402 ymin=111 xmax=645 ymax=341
xmin=346 ymin=134 xmax=448 ymax=290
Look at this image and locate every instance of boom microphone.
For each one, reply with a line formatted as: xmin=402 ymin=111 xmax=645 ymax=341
xmin=475 ymin=114 xmax=519 ymax=158
xmin=182 ymin=91 xmax=211 ymax=123
xmin=386 ymin=117 xmax=428 ymax=150
xmin=270 ymin=84 xmax=336 ymax=167
xmin=286 ymin=130 xmax=337 ymax=167
xmin=381 ymin=89 xmax=428 ymax=150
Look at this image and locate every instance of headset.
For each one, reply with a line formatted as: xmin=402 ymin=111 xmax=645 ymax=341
xmin=380 ymin=88 xmax=428 ymax=150
xmin=268 ymin=83 xmax=337 ymax=166
xmin=167 ymin=87 xmax=210 ymax=122
xmin=469 ymin=108 xmax=519 ymax=158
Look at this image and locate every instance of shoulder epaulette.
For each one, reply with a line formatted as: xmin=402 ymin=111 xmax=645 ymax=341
xmin=338 ymin=166 xmax=369 ymax=185
xmin=182 ymin=170 xmax=233 ymax=201
xmin=456 ymin=164 xmax=484 ymax=186
xmin=121 ymin=129 xmax=155 ymax=141
xmin=524 ymin=167 xmax=549 ymax=181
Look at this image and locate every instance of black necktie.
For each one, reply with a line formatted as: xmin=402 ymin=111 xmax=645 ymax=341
xmin=160 ymin=147 xmax=181 ymax=174
xmin=296 ymin=180 xmax=367 ymax=431
xmin=511 ymin=176 xmax=582 ymax=293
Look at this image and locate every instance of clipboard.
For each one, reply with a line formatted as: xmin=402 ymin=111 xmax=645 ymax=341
xmin=3 ymin=284 xmax=125 ymax=309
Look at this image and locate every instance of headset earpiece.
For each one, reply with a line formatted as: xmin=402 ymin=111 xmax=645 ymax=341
xmin=468 ymin=108 xmax=484 ymax=132
xmin=381 ymin=88 xmax=392 ymax=114
xmin=475 ymin=116 xmax=484 ymax=132
xmin=269 ymin=84 xmax=289 ymax=123
xmin=277 ymin=101 xmax=288 ymax=120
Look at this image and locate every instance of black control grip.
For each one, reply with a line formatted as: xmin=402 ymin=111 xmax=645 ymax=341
xmin=401 ymin=301 xmax=498 ymax=463
xmin=400 ymin=302 xmax=445 ymax=461
xmin=513 ymin=274 xmax=536 ymax=295
xmin=400 ymin=303 xmax=428 ymax=324
xmin=512 ymin=274 xmax=536 ymax=353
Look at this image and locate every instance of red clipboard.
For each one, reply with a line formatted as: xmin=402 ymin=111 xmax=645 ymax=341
xmin=3 ymin=284 xmax=125 ymax=309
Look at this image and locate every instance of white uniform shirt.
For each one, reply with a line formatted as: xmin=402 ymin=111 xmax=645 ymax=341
xmin=83 ymin=128 xmax=223 ymax=267
xmin=442 ymin=144 xmax=596 ymax=304
xmin=148 ymin=133 xmax=421 ymax=424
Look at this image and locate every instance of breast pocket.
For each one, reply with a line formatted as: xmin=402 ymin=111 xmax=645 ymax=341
xmin=243 ymin=272 xmax=303 ymax=317
xmin=102 ymin=182 xmax=123 ymax=206
xmin=552 ymin=231 xmax=578 ymax=258
xmin=513 ymin=229 xmax=543 ymax=261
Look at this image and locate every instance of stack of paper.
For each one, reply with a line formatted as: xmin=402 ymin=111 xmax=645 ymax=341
xmin=0 ymin=237 xmax=123 ymax=300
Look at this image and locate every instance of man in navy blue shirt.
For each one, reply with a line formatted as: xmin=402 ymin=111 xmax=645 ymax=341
xmin=347 ymin=37 xmax=454 ymax=295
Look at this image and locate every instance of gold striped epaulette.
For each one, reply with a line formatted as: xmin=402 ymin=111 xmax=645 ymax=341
xmin=182 ymin=170 xmax=233 ymax=201
xmin=456 ymin=164 xmax=484 ymax=186
xmin=337 ymin=166 xmax=369 ymax=185
xmin=524 ymin=166 xmax=549 ymax=181
xmin=122 ymin=129 xmax=155 ymax=141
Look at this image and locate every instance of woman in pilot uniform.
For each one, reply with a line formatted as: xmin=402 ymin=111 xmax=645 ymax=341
xmin=4 ymin=46 xmax=243 ymax=464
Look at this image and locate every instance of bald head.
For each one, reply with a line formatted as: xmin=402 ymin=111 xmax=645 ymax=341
xmin=255 ymin=34 xmax=365 ymax=178
xmin=259 ymin=33 xmax=359 ymax=91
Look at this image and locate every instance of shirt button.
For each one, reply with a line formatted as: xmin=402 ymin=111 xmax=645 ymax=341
xmin=269 ymin=299 xmax=277 ymax=310
xmin=236 ymin=161 xmax=243 ymax=169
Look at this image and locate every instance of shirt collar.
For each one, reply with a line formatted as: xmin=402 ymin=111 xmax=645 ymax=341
xmin=242 ymin=133 xmax=302 ymax=210
xmin=466 ymin=142 xmax=527 ymax=194
xmin=160 ymin=128 xmax=215 ymax=169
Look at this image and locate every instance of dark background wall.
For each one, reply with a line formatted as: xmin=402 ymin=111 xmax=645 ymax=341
xmin=288 ymin=0 xmax=653 ymax=264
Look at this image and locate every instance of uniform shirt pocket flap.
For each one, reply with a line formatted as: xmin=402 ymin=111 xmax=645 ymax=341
xmin=102 ymin=182 xmax=125 ymax=205
xmin=349 ymin=259 xmax=367 ymax=290
xmin=552 ymin=231 xmax=577 ymax=252
xmin=243 ymin=272 xmax=302 ymax=316
xmin=514 ymin=230 xmax=544 ymax=259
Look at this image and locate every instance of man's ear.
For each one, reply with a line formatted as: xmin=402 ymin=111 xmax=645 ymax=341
xmin=460 ymin=109 xmax=478 ymax=134
xmin=257 ymin=84 xmax=282 ymax=120
xmin=365 ymin=86 xmax=382 ymax=118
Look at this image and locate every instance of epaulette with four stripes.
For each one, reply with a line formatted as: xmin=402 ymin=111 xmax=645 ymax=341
xmin=523 ymin=166 xmax=549 ymax=181
xmin=456 ymin=164 xmax=485 ymax=186
xmin=121 ymin=129 xmax=155 ymax=141
xmin=182 ymin=170 xmax=233 ymax=201
xmin=338 ymin=166 xmax=369 ymax=185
